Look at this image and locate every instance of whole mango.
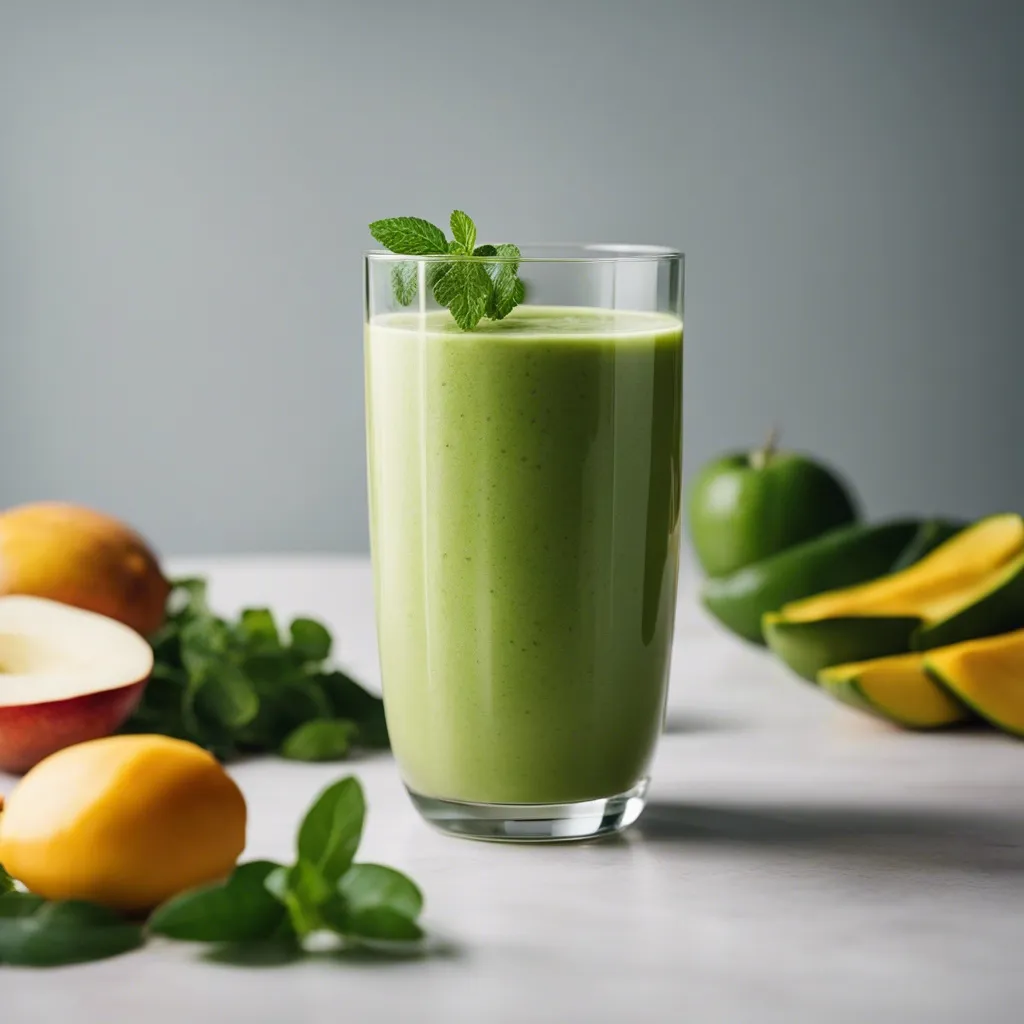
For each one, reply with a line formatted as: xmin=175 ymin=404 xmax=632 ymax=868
xmin=0 ymin=735 xmax=246 ymax=912
xmin=0 ymin=502 xmax=169 ymax=636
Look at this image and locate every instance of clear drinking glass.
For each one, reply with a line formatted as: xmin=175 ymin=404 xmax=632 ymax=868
xmin=364 ymin=245 xmax=684 ymax=841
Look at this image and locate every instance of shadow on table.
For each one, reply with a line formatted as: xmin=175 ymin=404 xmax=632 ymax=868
xmin=662 ymin=710 xmax=742 ymax=735
xmin=201 ymin=934 xmax=464 ymax=969
xmin=637 ymin=801 xmax=1024 ymax=874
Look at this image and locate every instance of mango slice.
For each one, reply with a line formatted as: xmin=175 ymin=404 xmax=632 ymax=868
xmin=780 ymin=513 xmax=1024 ymax=623
xmin=926 ymin=629 xmax=1024 ymax=738
xmin=764 ymin=514 xmax=1024 ymax=680
xmin=819 ymin=652 xmax=971 ymax=729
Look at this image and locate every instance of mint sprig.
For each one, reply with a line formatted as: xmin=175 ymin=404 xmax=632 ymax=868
xmin=369 ymin=211 xmax=524 ymax=330
xmin=151 ymin=775 xmax=426 ymax=953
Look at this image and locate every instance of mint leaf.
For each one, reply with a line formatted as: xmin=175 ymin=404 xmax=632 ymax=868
xmin=355 ymin=712 xmax=390 ymax=749
xmin=316 ymin=671 xmax=389 ymax=749
xmin=339 ymin=864 xmax=423 ymax=920
xmin=339 ymin=907 xmax=424 ymax=944
xmin=449 ymin=210 xmax=476 ymax=254
xmin=369 ymin=217 xmax=447 ymax=256
xmin=297 ymin=777 xmax=365 ymax=886
xmin=0 ymin=864 xmax=14 ymax=896
xmin=317 ymin=670 xmax=383 ymax=719
xmin=0 ymin=901 xmax=143 ymax=966
xmin=391 ymin=262 xmax=418 ymax=306
xmin=180 ymin=615 xmax=232 ymax=674
xmin=166 ymin=576 xmax=210 ymax=619
xmin=237 ymin=608 xmax=281 ymax=652
xmin=486 ymin=244 xmax=525 ymax=320
xmin=432 ymin=259 xmax=492 ymax=331
xmin=194 ymin=663 xmax=259 ymax=731
xmin=473 ymin=244 xmax=497 ymax=257
xmin=289 ymin=618 xmax=332 ymax=663
xmin=149 ymin=861 xmax=288 ymax=943
xmin=265 ymin=861 xmax=330 ymax=939
xmin=0 ymin=893 xmax=44 ymax=918
xmin=280 ymin=718 xmax=358 ymax=761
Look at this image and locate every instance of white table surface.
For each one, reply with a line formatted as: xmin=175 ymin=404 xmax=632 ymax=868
xmin=4 ymin=554 xmax=1023 ymax=1023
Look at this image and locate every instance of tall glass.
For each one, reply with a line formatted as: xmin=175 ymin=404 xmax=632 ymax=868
xmin=364 ymin=245 xmax=684 ymax=841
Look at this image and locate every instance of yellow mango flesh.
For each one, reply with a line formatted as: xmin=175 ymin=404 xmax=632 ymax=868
xmin=819 ymin=651 xmax=968 ymax=728
xmin=781 ymin=514 xmax=1024 ymax=624
xmin=926 ymin=629 xmax=1024 ymax=737
xmin=0 ymin=734 xmax=246 ymax=912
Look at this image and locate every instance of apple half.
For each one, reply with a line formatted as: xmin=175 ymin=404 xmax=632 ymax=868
xmin=0 ymin=596 xmax=152 ymax=773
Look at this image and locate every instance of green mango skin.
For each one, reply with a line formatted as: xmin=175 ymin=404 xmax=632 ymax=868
xmin=763 ymin=615 xmax=921 ymax=682
xmin=687 ymin=449 xmax=858 ymax=577
xmin=764 ymin=550 xmax=1024 ymax=682
xmin=701 ymin=519 xmax=921 ymax=645
xmin=915 ymin=551 xmax=1024 ymax=651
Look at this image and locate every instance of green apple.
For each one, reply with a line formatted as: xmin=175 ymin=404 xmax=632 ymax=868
xmin=687 ymin=432 xmax=859 ymax=577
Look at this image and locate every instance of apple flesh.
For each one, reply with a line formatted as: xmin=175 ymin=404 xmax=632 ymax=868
xmin=0 ymin=596 xmax=152 ymax=773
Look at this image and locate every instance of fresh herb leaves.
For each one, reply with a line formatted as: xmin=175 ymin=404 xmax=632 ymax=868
xmin=369 ymin=216 xmax=448 ymax=255
xmin=431 ymin=259 xmax=493 ymax=332
xmin=147 ymin=861 xmax=288 ymax=944
xmin=487 ymin=243 xmax=526 ymax=319
xmin=449 ymin=210 xmax=476 ymax=254
xmin=339 ymin=865 xmax=423 ymax=921
xmin=0 ymin=900 xmax=144 ymax=967
xmin=125 ymin=578 xmax=388 ymax=762
xmin=369 ymin=211 xmax=525 ymax=330
xmin=154 ymin=776 xmax=426 ymax=956
xmin=280 ymin=719 xmax=359 ymax=762
xmin=296 ymin=777 xmax=365 ymax=888
xmin=0 ymin=864 xmax=14 ymax=897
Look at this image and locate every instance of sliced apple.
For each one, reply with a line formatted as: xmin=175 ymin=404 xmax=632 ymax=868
xmin=0 ymin=596 xmax=152 ymax=773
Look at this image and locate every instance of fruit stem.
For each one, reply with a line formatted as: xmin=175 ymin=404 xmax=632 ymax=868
xmin=750 ymin=425 xmax=780 ymax=471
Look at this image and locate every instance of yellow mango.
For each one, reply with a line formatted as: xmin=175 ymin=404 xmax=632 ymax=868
xmin=926 ymin=629 xmax=1024 ymax=738
xmin=780 ymin=513 xmax=1024 ymax=624
xmin=818 ymin=651 xmax=971 ymax=729
xmin=0 ymin=735 xmax=246 ymax=912
xmin=764 ymin=514 xmax=1024 ymax=680
xmin=0 ymin=502 xmax=170 ymax=637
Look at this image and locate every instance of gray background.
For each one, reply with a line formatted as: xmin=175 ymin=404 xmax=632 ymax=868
xmin=1 ymin=0 xmax=1021 ymax=556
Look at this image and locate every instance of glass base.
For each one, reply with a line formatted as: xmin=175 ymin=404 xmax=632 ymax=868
xmin=406 ymin=778 xmax=649 ymax=843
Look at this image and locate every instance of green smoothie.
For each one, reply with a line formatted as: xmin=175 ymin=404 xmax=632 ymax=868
xmin=365 ymin=305 xmax=683 ymax=805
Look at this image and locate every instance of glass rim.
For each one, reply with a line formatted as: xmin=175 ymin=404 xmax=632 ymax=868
xmin=364 ymin=242 xmax=683 ymax=264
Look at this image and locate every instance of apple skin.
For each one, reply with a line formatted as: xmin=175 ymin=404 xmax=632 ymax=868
xmin=0 ymin=677 xmax=147 ymax=774
xmin=687 ymin=449 xmax=859 ymax=577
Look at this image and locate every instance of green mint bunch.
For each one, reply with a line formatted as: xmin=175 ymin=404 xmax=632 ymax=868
xmin=150 ymin=776 xmax=425 ymax=953
xmin=125 ymin=578 xmax=388 ymax=763
xmin=0 ymin=777 xmax=426 ymax=967
xmin=369 ymin=211 xmax=525 ymax=330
